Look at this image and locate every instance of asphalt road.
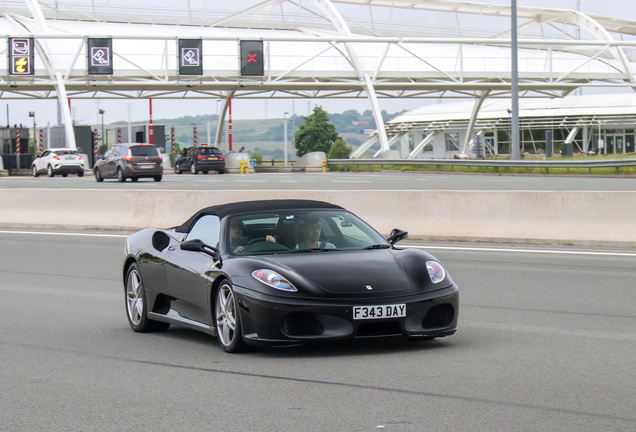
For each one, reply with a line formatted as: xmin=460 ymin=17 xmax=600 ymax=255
xmin=1 ymin=230 xmax=635 ymax=431
xmin=1 ymin=170 xmax=635 ymax=191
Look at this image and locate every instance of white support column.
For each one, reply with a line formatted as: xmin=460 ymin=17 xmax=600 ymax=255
xmin=409 ymin=132 xmax=437 ymax=159
xmin=351 ymin=133 xmax=379 ymax=159
xmin=362 ymin=74 xmax=389 ymax=153
xmin=308 ymin=0 xmax=390 ymax=155
xmin=55 ymin=72 xmax=77 ymax=149
xmin=462 ymin=90 xmax=490 ymax=157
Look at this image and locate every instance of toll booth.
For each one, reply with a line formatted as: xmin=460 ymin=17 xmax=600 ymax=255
xmin=49 ymin=125 xmax=97 ymax=167
xmin=0 ymin=127 xmax=31 ymax=171
xmin=129 ymin=125 xmax=166 ymax=152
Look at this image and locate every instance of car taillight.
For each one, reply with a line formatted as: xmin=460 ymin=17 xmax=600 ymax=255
xmin=53 ymin=155 xmax=61 ymax=160
xmin=123 ymin=149 xmax=132 ymax=161
xmin=78 ymin=155 xmax=83 ymax=160
xmin=219 ymin=155 xmax=225 ymax=159
xmin=198 ymin=155 xmax=206 ymax=160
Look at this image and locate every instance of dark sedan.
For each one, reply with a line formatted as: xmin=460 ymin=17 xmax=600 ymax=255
xmin=123 ymin=200 xmax=459 ymax=353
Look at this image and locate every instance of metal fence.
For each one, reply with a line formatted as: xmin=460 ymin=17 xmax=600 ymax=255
xmin=326 ymin=158 xmax=636 ymax=173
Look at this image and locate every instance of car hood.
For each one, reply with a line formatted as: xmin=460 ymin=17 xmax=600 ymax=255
xmin=254 ymin=249 xmax=413 ymax=296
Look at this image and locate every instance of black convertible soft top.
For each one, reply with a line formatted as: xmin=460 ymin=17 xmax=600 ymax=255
xmin=175 ymin=199 xmax=343 ymax=233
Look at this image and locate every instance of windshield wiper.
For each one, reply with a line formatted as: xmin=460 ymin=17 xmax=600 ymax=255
xmin=288 ymin=248 xmax=336 ymax=253
xmin=364 ymin=244 xmax=391 ymax=250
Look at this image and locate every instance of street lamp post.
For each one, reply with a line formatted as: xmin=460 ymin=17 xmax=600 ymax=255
xmin=29 ymin=111 xmax=35 ymax=155
xmin=283 ymin=112 xmax=289 ymax=167
xmin=99 ymin=109 xmax=105 ymax=148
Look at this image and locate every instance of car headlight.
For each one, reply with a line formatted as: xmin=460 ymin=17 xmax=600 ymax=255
xmin=251 ymin=269 xmax=297 ymax=292
xmin=426 ymin=261 xmax=447 ymax=284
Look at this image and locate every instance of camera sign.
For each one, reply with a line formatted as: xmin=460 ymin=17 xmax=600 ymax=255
xmin=87 ymin=38 xmax=113 ymax=75
xmin=179 ymin=39 xmax=203 ymax=75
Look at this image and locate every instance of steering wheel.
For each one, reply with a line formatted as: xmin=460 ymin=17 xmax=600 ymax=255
xmin=248 ymin=238 xmax=266 ymax=245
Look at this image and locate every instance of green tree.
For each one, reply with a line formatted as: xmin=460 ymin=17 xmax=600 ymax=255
xmin=294 ymin=106 xmax=339 ymax=157
xmin=251 ymin=151 xmax=263 ymax=165
xmin=328 ymin=137 xmax=352 ymax=159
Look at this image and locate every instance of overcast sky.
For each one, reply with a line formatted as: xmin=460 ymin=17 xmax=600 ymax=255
xmin=3 ymin=0 xmax=634 ymax=129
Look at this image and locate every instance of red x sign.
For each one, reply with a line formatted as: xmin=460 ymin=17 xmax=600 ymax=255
xmin=248 ymin=53 xmax=258 ymax=63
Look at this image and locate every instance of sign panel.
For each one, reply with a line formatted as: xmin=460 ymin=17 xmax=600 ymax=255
xmin=240 ymin=40 xmax=264 ymax=76
xmin=87 ymin=38 xmax=113 ymax=75
xmin=179 ymin=39 xmax=203 ymax=75
xmin=8 ymin=37 xmax=35 ymax=75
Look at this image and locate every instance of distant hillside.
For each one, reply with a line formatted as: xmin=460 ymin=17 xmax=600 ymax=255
xmin=110 ymin=109 xmax=406 ymax=159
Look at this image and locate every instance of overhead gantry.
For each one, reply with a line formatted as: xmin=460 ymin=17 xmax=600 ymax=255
xmin=1 ymin=0 xmax=635 ymax=157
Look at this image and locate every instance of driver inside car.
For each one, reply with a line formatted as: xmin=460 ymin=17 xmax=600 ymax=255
xmin=230 ymin=219 xmax=276 ymax=253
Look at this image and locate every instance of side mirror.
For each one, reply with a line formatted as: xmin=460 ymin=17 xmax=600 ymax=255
xmin=180 ymin=239 xmax=221 ymax=261
xmin=387 ymin=228 xmax=408 ymax=245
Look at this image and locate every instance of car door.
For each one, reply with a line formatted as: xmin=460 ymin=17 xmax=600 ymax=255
xmin=36 ymin=150 xmax=50 ymax=171
xmin=187 ymin=147 xmax=197 ymax=170
xmin=102 ymin=146 xmax=118 ymax=177
xmin=164 ymin=215 xmax=221 ymax=325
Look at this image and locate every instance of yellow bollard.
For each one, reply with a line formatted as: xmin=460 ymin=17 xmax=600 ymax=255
xmin=322 ymin=158 xmax=326 ymax=172
xmin=239 ymin=159 xmax=244 ymax=174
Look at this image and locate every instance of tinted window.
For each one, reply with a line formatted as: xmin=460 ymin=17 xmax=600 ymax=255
xmin=199 ymin=147 xmax=222 ymax=155
xmin=54 ymin=150 xmax=77 ymax=155
xmin=186 ymin=215 xmax=220 ymax=247
xmin=130 ymin=145 xmax=159 ymax=157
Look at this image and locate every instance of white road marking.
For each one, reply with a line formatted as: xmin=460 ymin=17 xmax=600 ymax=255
xmin=0 ymin=230 xmax=129 ymax=238
xmin=403 ymin=244 xmax=636 ymax=258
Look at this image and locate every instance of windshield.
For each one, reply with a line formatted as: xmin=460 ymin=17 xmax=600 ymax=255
xmin=227 ymin=209 xmax=389 ymax=255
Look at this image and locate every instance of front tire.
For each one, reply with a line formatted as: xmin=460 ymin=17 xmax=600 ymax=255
xmin=117 ymin=168 xmax=126 ymax=182
xmin=32 ymin=165 xmax=39 ymax=177
xmin=175 ymin=163 xmax=182 ymax=174
xmin=125 ymin=263 xmax=170 ymax=332
xmin=190 ymin=163 xmax=197 ymax=175
xmin=215 ymin=280 xmax=247 ymax=353
xmin=47 ymin=165 xmax=55 ymax=177
xmin=94 ymin=168 xmax=104 ymax=182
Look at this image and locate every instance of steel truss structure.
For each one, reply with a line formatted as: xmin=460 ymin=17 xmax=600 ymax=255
xmin=1 ymin=0 xmax=635 ymax=153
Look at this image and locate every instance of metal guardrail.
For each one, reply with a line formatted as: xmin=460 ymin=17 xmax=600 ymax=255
xmin=327 ymin=158 xmax=636 ymax=172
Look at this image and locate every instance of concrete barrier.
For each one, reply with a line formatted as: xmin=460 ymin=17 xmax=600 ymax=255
xmin=1 ymin=189 xmax=635 ymax=247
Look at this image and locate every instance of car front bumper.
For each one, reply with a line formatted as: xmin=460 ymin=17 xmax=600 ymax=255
xmin=233 ymin=284 xmax=459 ymax=346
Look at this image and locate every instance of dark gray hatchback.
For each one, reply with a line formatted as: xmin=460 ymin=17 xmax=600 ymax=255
xmin=94 ymin=143 xmax=163 ymax=182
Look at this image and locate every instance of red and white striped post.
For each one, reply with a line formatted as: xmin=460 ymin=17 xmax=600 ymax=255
xmin=149 ymin=98 xmax=154 ymax=145
xmin=193 ymin=127 xmax=198 ymax=147
xmin=16 ymin=129 xmax=21 ymax=169
xmin=94 ymin=130 xmax=99 ymax=161
xmin=117 ymin=128 xmax=122 ymax=143
xmin=171 ymin=127 xmax=175 ymax=153
xmin=39 ymin=129 xmax=44 ymax=153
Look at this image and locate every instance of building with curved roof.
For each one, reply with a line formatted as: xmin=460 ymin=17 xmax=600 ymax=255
xmin=1 ymin=0 xmax=635 ymax=154
xmin=385 ymin=93 xmax=636 ymax=159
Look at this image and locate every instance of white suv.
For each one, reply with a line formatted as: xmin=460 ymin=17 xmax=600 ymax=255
xmin=32 ymin=148 xmax=85 ymax=177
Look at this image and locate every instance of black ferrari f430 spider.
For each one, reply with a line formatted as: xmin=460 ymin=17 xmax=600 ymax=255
xmin=123 ymin=200 xmax=459 ymax=352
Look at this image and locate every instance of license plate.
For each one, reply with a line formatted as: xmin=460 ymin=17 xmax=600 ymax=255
xmin=208 ymin=157 xmax=217 ymax=160
xmin=65 ymin=156 xmax=75 ymax=160
xmin=138 ymin=163 xmax=154 ymax=169
xmin=353 ymin=304 xmax=406 ymax=320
